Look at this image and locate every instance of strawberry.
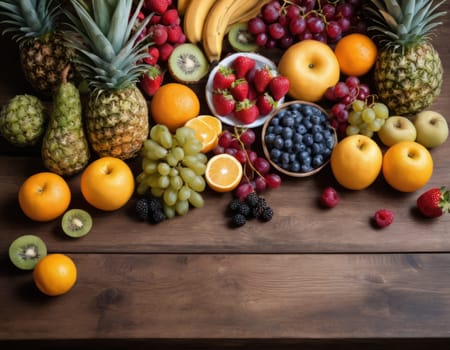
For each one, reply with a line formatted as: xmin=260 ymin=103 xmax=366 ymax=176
xmin=212 ymin=90 xmax=236 ymax=116
xmin=269 ymin=75 xmax=290 ymax=101
xmin=254 ymin=66 xmax=274 ymax=93
xmin=417 ymin=187 xmax=450 ymax=218
xmin=231 ymin=55 xmax=256 ymax=78
xmin=230 ymin=79 xmax=249 ymax=101
xmin=140 ymin=65 xmax=164 ymax=97
xmin=235 ymin=99 xmax=259 ymax=124
xmin=150 ymin=24 xmax=168 ymax=46
xmin=144 ymin=0 xmax=170 ymax=14
xmin=212 ymin=66 xmax=236 ymax=90
xmin=143 ymin=46 xmax=159 ymax=65
xmin=167 ymin=25 xmax=183 ymax=43
xmin=161 ymin=9 xmax=180 ymax=26
xmin=256 ymin=93 xmax=277 ymax=115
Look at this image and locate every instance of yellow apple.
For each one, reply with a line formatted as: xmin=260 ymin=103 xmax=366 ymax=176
xmin=278 ymin=40 xmax=340 ymax=102
xmin=330 ymin=135 xmax=382 ymax=190
xmin=377 ymin=116 xmax=417 ymax=147
xmin=382 ymin=141 xmax=433 ymax=192
xmin=413 ymin=110 xmax=449 ymax=148
xmin=81 ymin=157 xmax=135 ymax=211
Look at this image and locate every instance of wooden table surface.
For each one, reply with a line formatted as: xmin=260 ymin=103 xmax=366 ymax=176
xmin=1 ymin=4 xmax=450 ymax=349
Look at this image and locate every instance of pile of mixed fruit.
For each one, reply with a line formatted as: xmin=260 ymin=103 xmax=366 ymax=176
xmin=1 ymin=0 xmax=450 ymax=295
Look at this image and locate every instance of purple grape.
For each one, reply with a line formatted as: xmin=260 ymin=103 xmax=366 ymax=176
xmin=268 ymin=22 xmax=286 ymax=40
xmin=253 ymin=157 xmax=270 ymax=175
xmin=248 ymin=17 xmax=267 ymax=34
xmin=288 ymin=17 xmax=306 ymax=35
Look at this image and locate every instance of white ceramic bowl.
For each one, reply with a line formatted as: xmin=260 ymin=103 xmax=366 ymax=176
xmin=205 ymin=52 xmax=285 ymax=129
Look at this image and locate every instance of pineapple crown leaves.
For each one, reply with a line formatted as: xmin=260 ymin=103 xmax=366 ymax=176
xmin=63 ymin=0 xmax=153 ymax=92
xmin=0 ymin=0 xmax=61 ymax=42
xmin=366 ymin=0 xmax=447 ymax=50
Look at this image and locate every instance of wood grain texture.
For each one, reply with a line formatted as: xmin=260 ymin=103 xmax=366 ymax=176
xmin=2 ymin=253 xmax=450 ymax=341
xmin=1 ymin=2 xmax=450 ymax=348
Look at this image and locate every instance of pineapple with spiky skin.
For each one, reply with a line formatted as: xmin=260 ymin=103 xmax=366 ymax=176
xmin=64 ymin=0 xmax=152 ymax=160
xmin=0 ymin=0 xmax=73 ymax=97
xmin=366 ymin=0 xmax=447 ymax=116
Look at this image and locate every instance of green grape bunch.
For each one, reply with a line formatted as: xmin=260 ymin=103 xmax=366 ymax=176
xmin=346 ymin=99 xmax=390 ymax=138
xmin=136 ymin=125 xmax=207 ymax=218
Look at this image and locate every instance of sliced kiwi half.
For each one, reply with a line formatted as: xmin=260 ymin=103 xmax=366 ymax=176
xmin=61 ymin=209 xmax=93 ymax=238
xmin=168 ymin=43 xmax=209 ymax=83
xmin=228 ymin=22 xmax=258 ymax=53
xmin=9 ymin=234 xmax=47 ymax=270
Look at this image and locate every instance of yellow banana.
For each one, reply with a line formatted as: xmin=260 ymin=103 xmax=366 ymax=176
xmin=227 ymin=0 xmax=272 ymax=31
xmin=177 ymin=0 xmax=190 ymax=16
xmin=202 ymin=0 xmax=261 ymax=63
xmin=183 ymin=0 xmax=217 ymax=44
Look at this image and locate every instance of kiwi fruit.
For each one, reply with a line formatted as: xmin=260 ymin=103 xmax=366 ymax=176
xmin=61 ymin=209 xmax=93 ymax=238
xmin=228 ymin=22 xmax=258 ymax=53
xmin=168 ymin=43 xmax=209 ymax=83
xmin=9 ymin=235 xmax=47 ymax=270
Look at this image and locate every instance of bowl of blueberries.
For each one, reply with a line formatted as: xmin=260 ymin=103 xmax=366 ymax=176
xmin=261 ymin=100 xmax=337 ymax=177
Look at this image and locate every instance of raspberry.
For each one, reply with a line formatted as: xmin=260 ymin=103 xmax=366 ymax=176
xmin=374 ymin=209 xmax=394 ymax=228
xmin=320 ymin=187 xmax=340 ymax=208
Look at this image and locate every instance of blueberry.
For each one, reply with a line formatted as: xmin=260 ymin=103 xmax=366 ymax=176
xmin=311 ymin=114 xmax=321 ymax=125
xmin=293 ymin=142 xmax=305 ymax=153
xmin=281 ymin=152 xmax=290 ymax=164
xmin=274 ymin=136 xmax=284 ymax=149
xmin=289 ymin=153 xmax=297 ymax=162
xmin=265 ymin=133 xmax=276 ymax=146
xmin=311 ymin=142 xmax=322 ymax=155
xmin=281 ymin=116 xmax=295 ymax=127
xmin=293 ymin=132 xmax=303 ymax=144
xmin=290 ymin=103 xmax=302 ymax=111
xmin=299 ymin=151 xmax=310 ymax=162
xmin=314 ymin=132 xmax=324 ymax=143
xmin=312 ymin=154 xmax=324 ymax=167
xmin=284 ymin=138 xmax=293 ymax=151
xmin=303 ymin=133 xmax=314 ymax=146
xmin=297 ymin=124 xmax=307 ymax=134
xmin=270 ymin=116 xmax=280 ymax=126
xmin=312 ymin=124 xmax=323 ymax=134
xmin=301 ymin=164 xmax=313 ymax=173
xmin=325 ymin=135 xmax=335 ymax=149
xmin=282 ymin=127 xmax=293 ymax=139
xmin=270 ymin=148 xmax=281 ymax=160
xmin=273 ymin=125 xmax=283 ymax=135
xmin=290 ymin=161 xmax=301 ymax=172
xmin=303 ymin=119 xmax=313 ymax=130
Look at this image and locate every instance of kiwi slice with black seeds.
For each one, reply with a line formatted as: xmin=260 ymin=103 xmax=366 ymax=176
xmin=168 ymin=43 xmax=209 ymax=83
xmin=61 ymin=209 xmax=93 ymax=238
xmin=228 ymin=22 xmax=258 ymax=53
xmin=9 ymin=234 xmax=47 ymax=270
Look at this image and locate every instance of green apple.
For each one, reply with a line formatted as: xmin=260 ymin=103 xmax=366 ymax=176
xmin=413 ymin=110 xmax=449 ymax=148
xmin=377 ymin=116 xmax=417 ymax=147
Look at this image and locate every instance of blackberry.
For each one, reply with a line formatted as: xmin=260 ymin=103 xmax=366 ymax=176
xmin=231 ymin=213 xmax=246 ymax=227
xmin=135 ymin=198 xmax=149 ymax=221
xmin=148 ymin=197 xmax=163 ymax=211
xmin=238 ymin=203 xmax=251 ymax=218
xmin=257 ymin=196 xmax=267 ymax=208
xmin=245 ymin=192 xmax=259 ymax=208
xmin=260 ymin=207 xmax=273 ymax=222
xmin=149 ymin=209 xmax=165 ymax=224
xmin=228 ymin=198 xmax=242 ymax=213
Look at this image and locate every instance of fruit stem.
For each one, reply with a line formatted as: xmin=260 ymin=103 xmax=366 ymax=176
xmin=232 ymin=126 xmax=265 ymax=181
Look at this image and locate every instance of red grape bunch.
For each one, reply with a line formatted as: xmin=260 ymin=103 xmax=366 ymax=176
xmin=248 ymin=0 xmax=366 ymax=50
xmin=214 ymin=128 xmax=281 ymax=200
xmin=324 ymin=76 xmax=371 ymax=139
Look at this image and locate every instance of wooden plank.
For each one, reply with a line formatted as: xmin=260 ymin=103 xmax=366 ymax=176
xmin=2 ymin=253 xmax=450 ymax=340
xmin=2 ymin=155 xmax=450 ymax=254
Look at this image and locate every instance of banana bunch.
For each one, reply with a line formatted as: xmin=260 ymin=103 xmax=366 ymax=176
xmin=182 ymin=0 xmax=272 ymax=63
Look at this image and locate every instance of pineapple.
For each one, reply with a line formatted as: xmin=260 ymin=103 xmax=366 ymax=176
xmin=366 ymin=0 xmax=447 ymax=116
xmin=0 ymin=0 xmax=73 ymax=97
xmin=0 ymin=94 xmax=47 ymax=147
xmin=64 ymin=0 xmax=152 ymax=160
xmin=41 ymin=66 xmax=90 ymax=176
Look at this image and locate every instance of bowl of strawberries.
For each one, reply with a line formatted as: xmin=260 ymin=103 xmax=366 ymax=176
xmin=205 ymin=52 xmax=289 ymax=129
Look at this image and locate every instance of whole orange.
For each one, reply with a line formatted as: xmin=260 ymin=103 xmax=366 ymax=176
xmin=382 ymin=141 xmax=433 ymax=192
xmin=33 ymin=253 xmax=77 ymax=296
xmin=335 ymin=33 xmax=377 ymax=77
xmin=81 ymin=157 xmax=134 ymax=211
xmin=331 ymin=135 xmax=383 ymax=190
xmin=151 ymin=83 xmax=200 ymax=132
xmin=18 ymin=172 xmax=71 ymax=222
xmin=278 ymin=40 xmax=340 ymax=102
